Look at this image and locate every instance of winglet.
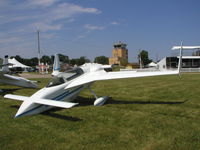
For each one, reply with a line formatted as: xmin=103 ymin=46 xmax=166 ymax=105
xmin=177 ymin=42 xmax=183 ymax=78
xmin=52 ymin=54 xmax=61 ymax=76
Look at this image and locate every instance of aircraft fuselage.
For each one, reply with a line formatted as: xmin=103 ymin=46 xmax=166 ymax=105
xmin=15 ymin=80 xmax=87 ymax=117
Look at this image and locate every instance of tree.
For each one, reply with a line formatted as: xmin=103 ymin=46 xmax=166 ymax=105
xmin=30 ymin=57 xmax=38 ymax=67
xmin=70 ymin=59 xmax=77 ymax=65
xmin=94 ymin=56 xmax=109 ymax=64
xmin=77 ymin=56 xmax=90 ymax=65
xmin=58 ymin=54 xmax=69 ymax=64
xmin=138 ymin=50 xmax=152 ymax=67
xmin=6 ymin=54 xmax=91 ymax=68
xmin=14 ymin=55 xmax=23 ymax=63
xmin=0 ymin=58 xmax=3 ymax=66
xmin=41 ymin=55 xmax=52 ymax=64
xmin=70 ymin=56 xmax=90 ymax=66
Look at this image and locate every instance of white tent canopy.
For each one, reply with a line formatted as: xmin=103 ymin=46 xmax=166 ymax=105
xmin=148 ymin=62 xmax=157 ymax=67
xmin=8 ymin=58 xmax=31 ymax=69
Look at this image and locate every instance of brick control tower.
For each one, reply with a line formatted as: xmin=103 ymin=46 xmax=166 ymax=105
xmin=109 ymin=41 xmax=128 ymax=65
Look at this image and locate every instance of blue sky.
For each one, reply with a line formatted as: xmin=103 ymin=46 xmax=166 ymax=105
xmin=0 ymin=0 xmax=200 ymax=62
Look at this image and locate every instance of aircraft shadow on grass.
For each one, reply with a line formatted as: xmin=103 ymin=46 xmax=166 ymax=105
xmin=42 ymin=108 xmax=82 ymax=121
xmin=0 ymin=88 xmax=22 ymax=96
xmin=107 ymin=98 xmax=188 ymax=105
xmin=10 ymin=96 xmax=187 ymax=121
xmin=74 ymin=96 xmax=188 ymax=106
xmin=10 ymin=105 xmax=82 ymax=122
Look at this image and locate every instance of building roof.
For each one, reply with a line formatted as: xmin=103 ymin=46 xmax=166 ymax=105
xmin=113 ymin=41 xmax=127 ymax=49
xmin=176 ymin=56 xmax=200 ymax=59
xmin=172 ymin=46 xmax=200 ymax=50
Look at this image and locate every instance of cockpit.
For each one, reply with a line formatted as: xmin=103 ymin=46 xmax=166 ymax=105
xmin=46 ymin=67 xmax=84 ymax=87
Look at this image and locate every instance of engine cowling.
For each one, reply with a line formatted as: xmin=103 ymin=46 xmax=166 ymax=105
xmin=94 ymin=96 xmax=109 ymax=106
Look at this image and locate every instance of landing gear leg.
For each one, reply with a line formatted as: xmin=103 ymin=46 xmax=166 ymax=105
xmin=87 ymin=85 xmax=108 ymax=106
xmin=88 ymin=86 xmax=98 ymax=99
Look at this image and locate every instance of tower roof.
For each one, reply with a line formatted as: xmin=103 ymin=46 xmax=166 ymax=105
xmin=113 ymin=41 xmax=127 ymax=49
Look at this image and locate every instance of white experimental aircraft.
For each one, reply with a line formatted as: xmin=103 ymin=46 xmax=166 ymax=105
xmin=0 ymin=56 xmax=38 ymax=89
xmin=51 ymin=54 xmax=112 ymax=76
xmin=4 ymin=47 xmax=183 ymax=118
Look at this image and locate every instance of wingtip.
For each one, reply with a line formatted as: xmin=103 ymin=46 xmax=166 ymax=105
xmin=73 ymin=103 xmax=79 ymax=107
xmin=4 ymin=94 xmax=11 ymax=99
xmin=68 ymin=102 xmax=79 ymax=108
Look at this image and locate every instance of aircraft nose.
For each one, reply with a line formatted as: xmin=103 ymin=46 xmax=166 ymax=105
xmin=15 ymin=111 xmax=23 ymax=118
xmin=15 ymin=101 xmax=34 ymax=118
xmin=15 ymin=106 xmax=26 ymax=118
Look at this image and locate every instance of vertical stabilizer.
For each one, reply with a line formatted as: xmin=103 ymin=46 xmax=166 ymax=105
xmin=2 ymin=55 xmax=9 ymax=73
xmin=178 ymin=42 xmax=183 ymax=77
xmin=52 ymin=54 xmax=60 ymax=76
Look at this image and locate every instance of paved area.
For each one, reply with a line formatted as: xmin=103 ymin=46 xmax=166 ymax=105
xmin=19 ymin=73 xmax=52 ymax=78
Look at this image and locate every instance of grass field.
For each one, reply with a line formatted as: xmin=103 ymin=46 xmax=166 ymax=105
xmin=0 ymin=73 xmax=200 ymax=150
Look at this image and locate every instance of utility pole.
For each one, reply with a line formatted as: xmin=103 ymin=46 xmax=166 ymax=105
xmin=37 ymin=30 xmax=41 ymax=73
xmin=138 ymin=49 xmax=142 ymax=69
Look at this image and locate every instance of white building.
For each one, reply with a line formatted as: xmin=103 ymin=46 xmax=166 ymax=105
xmin=157 ymin=56 xmax=200 ymax=72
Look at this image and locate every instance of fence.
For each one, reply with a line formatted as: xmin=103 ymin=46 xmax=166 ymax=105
xmin=120 ymin=68 xmax=200 ymax=72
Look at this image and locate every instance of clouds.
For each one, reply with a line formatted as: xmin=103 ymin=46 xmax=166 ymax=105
xmin=30 ymin=22 xmax=63 ymax=32
xmin=77 ymin=21 xmax=121 ymax=39
xmin=55 ymin=3 xmax=101 ymax=15
xmin=45 ymin=3 xmax=100 ymax=23
xmin=0 ymin=0 xmax=123 ymax=59
xmin=76 ymin=24 xmax=105 ymax=39
xmin=111 ymin=21 xmax=120 ymax=25
xmin=27 ymin=0 xmax=57 ymax=7
xmin=0 ymin=1 xmax=101 ymax=32
xmin=0 ymin=37 xmax=22 ymax=44
xmin=0 ymin=0 xmax=103 ymax=57
xmin=84 ymin=24 xmax=105 ymax=31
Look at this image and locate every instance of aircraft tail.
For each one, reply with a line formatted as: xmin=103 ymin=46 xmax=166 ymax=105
xmin=177 ymin=42 xmax=183 ymax=77
xmin=52 ymin=54 xmax=61 ymax=76
xmin=2 ymin=55 xmax=10 ymax=73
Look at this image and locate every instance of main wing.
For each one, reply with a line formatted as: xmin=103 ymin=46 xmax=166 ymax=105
xmin=1 ymin=73 xmax=21 ymax=81
xmin=172 ymin=46 xmax=200 ymax=50
xmin=65 ymin=43 xmax=183 ymax=90
xmin=65 ymin=70 xmax=178 ymax=89
xmin=4 ymin=94 xmax=78 ymax=109
xmin=0 ymin=73 xmax=38 ymax=88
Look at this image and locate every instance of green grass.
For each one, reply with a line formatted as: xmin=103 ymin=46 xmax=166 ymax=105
xmin=1 ymin=74 xmax=200 ymax=150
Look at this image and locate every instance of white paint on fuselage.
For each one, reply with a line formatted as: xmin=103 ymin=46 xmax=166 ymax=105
xmin=15 ymin=79 xmax=88 ymax=117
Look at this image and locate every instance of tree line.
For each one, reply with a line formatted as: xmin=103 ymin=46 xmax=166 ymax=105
xmin=8 ymin=54 xmax=109 ymax=67
xmin=1 ymin=50 xmax=152 ymax=67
